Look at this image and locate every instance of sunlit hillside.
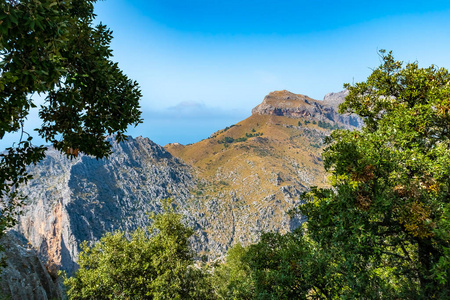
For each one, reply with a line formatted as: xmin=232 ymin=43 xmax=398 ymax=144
xmin=165 ymin=90 xmax=359 ymax=255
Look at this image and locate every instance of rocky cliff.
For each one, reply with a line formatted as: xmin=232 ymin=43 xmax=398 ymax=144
xmin=0 ymin=230 xmax=64 ymax=299
xmin=16 ymin=136 xmax=196 ymax=275
xmin=252 ymin=90 xmax=362 ymax=128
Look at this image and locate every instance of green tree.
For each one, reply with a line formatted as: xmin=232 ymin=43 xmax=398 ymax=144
xmin=299 ymin=50 xmax=450 ymax=298
xmin=0 ymin=0 xmax=142 ymax=240
xmin=214 ymin=230 xmax=337 ymax=300
xmin=64 ymin=205 xmax=213 ymax=299
xmin=242 ymin=230 xmax=328 ymax=300
xmin=212 ymin=243 xmax=254 ymax=300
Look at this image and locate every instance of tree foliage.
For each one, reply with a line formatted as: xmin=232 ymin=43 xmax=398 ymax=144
xmin=298 ymin=50 xmax=450 ymax=298
xmin=0 ymin=0 xmax=142 ymax=239
xmin=212 ymin=243 xmax=254 ymax=300
xmin=214 ymin=230 xmax=343 ymax=300
xmin=64 ymin=206 xmax=213 ymax=299
xmin=214 ymin=51 xmax=450 ymax=299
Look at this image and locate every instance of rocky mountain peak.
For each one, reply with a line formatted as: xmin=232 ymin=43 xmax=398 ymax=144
xmin=264 ymin=90 xmax=312 ymax=102
xmin=322 ymin=90 xmax=349 ymax=110
xmin=251 ymin=90 xmax=317 ymax=116
xmin=251 ymin=90 xmax=361 ymax=128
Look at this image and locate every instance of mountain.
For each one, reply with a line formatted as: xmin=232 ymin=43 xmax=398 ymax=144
xmin=6 ymin=90 xmax=359 ymax=296
xmin=165 ymin=90 xmax=360 ymax=254
xmin=251 ymin=90 xmax=360 ymax=127
xmin=15 ymin=137 xmax=197 ymax=275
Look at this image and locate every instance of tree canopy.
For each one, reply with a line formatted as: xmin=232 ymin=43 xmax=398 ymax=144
xmin=64 ymin=206 xmax=212 ymax=299
xmin=0 ymin=0 xmax=142 ymax=239
xmin=297 ymin=50 xmax=450 ymax=298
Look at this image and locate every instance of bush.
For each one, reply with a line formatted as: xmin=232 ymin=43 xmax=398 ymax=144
xmin=64 ymin=204 xmax=213 ymax=299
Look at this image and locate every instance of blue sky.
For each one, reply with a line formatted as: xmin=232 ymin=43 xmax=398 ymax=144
xmin=2 ymin=0 xmax=450 ymax=148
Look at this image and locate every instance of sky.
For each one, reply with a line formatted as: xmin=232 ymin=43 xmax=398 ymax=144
xmin=2 ymin=0 xmax=450 ymax=148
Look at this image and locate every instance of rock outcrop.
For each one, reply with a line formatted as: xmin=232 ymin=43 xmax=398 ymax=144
xmin=252 ymin=90 xmax=362 ymax=128
xmin=322 ymin=90 xmax=349 ymax=109
xmin=0 ymin=230 xmax=64 ymax=300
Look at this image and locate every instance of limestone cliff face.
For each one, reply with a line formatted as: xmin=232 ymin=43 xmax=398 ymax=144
xmin=252 ymin=90 xmax=362 ymax=128
xmin=16 ymin=136 xmax=196 ymax=275
xmin=322 ymin=90 xmax=349 ymax=109
xmin=0 ymin=230 xmax=63 ymax=300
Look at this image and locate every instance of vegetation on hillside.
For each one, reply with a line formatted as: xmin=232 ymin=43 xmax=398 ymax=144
xmin=217 ymin=131 xmax=263 ymax=147
xmin=317 ymin=120 xmax=340 ymax=130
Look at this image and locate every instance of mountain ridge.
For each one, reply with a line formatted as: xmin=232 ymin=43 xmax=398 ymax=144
xmin=15 ymin=136 xmax=197 ymax=275
xmin=250 ymin=89 xmax=361 ymax=128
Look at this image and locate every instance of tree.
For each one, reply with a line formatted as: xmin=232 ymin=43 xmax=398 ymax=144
xmin=0 ymin=0 xmax=142 ymax=240
xmin=212 ymin=243 xmax=254 ymax=300
xmin=213 ymin=230 xmax=339 ymax=300
xmin=241 ymin=230 xmax=330 ymax=299
xmin=298 ymin=50 xmax=450 ymax=298
xmin=64 ymin=205 xmax=213 ymax=299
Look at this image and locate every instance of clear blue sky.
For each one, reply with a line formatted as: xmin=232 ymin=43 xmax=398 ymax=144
xmin=2 ymin=0 xmax=450 ymax=148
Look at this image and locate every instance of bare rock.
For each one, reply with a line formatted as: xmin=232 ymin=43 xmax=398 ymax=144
xmin=322 ymin=90 xmax=349 ymax=109
xmin=252 ymin=90 xmax=362 ymax=128
xmin=0 ymin=230 xmax=64 ymax=300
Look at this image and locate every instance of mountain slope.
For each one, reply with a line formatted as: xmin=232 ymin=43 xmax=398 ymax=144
xmin=165 ymin=90 xmax=359 ymax=254
xmin=0 ymin=230 xmax=64 ymax=299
